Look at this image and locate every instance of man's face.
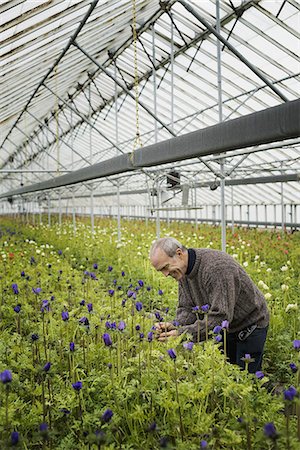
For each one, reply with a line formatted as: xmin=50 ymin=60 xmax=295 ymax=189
xmin=150 ymin=247 xmax=188 ymax=281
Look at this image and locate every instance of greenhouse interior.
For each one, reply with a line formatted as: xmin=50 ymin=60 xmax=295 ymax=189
xmin=0 ymin=0 xmax=299 ymax=448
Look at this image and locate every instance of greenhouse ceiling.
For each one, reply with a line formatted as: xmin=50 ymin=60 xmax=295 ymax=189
xmin=0 ymin=0 xmax=300 ymax=206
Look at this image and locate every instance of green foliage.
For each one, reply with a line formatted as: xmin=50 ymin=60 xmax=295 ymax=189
xmin=0 ymin=217 xmax=299 ymax=449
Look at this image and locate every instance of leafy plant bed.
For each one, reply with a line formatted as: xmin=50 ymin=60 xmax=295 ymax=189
xmin=0 ymin=217 xmax=299 ymax=449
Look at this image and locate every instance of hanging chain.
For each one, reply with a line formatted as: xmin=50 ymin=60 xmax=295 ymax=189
xmin=55 ymin=65 xmax=60 ymax=172
xmin=132 ymin=0 xmax=142 ymax=152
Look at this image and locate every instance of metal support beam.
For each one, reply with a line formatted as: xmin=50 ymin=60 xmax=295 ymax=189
xmin=0 ymin=0 xmax=100 ymax=150
xmin=1 ymin=99 xmax=299 ymax=198
xmin=73 ymin=41 xmax=177 ymax=138
xmin=177 ymin=0 xmax=288 ymax=102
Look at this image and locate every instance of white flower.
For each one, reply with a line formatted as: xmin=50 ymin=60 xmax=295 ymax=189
xmin=285 ymin=304 xmax=298 ymax=313
xmin=281 ymin=284 xmax=289 ymax=292
xmin=265 ymin=293 xmax=272 ymax=300
xmin=258 ymin=280 xmax=269 ymax=290
xmin=266 ymin=268 xmax=272 ymax=273
xmin=232 ymin=254 xmax=238 ymax=259
xmin=243 ymin=261 xmax=248 ymax=267
xmin=36 ymin=249 xmax=41 ymax=254
xmin=254 ymin=255 xmax=260 ymax=260
xmin=281 ymin=265 xmax=288 ymax=272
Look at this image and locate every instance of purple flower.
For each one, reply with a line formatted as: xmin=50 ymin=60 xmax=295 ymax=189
xmin=147 ymin=332 xmax=153 ymax=342
xmin=70 ymin=342 xmax=75 ymax=352
xmin=30 ymin=256 xmax=36 ymax=264
xmin=192 ymin=306 xmax=200 ymax=312
xmin=108 ymin=266 xmax=113 ymax=272
xmin=0 ymin=369 xmax=12 ymax=384
xmin=136 ymin=324 xmax=141 ymax=331
xmin=43 ymin=362 xmax=51 ymax=372
xmin=215 ymin=335 xmax=222 ymax=343
xmin=80 ymin=299 xmax=85 ymax=306
xmin=158 ymin=289 xmax=163 ymax=295
xmin=121 ymin=299 xmax=126 ymax=307
xmin=11 ymin=431 xmax=19 ymax=445
xmin=244 ymin=353 xmax=251 ymax=360
xmin=41 ymin=300 xmax=50 ymax=313
xmin=101 ymin=408 xmax=113 ymax=423
xmin=60 ymin=408 xmax=71 ymax=415
xmin=135 ymin=301 xmax=143 ymax=312
xmin=108 ymin=289 xmax=115 ymax=296
xmin=58 ymin=250 xmax=62 ymax=255
xmin=264 ymin=422 xmax=278 ymax=439
xmin=183 ymin=342 xmax=194 ymax=351
xmin=173 ymin=320 xmax=180 ymax=327
xmin=121 ymin=271 xmax=125 ymax=277
xmin=138 ymin=280 xmax=144 ymax=287
xmin=127 ymin=290 xmax=134 ymax=298
xmin=39 ymin=423 xmax=48 ymax=433
xmin=293 ymin=339 xmax=300 ymax=350
xmin=31 ymin=333 xmax=39 ymax=341
xmin=87 ymin=303 xmax=93 ymax=313
xmin=118 ymin=321 xmax=126 ymax=331
xmin=14 ymin=304 xmax=21 ymax=313
xmin=72 ymin=381 xmax=82 ymax=391
xmin=222 ymin=320 xmax=229 ymax=329
xmin=140 ymin=333 xmax=144 ymax=340
xmin=90 ymin=272 xmax=97 ymax=280
xmin=93 ymin=263 xmax=98 ymax=269
xmin=148 ymin=422 xmax=157 ymax=432
xmin=105 ymin=321 xmax=111 ymax=329
xmin=21 ymin=271 xmax=25 ymax=277
xmin=102 ymin=333 xmax=112 ymax=346
xmin=200 ymin=441 xmax=208 ymax=448
xmin=284 ymin=386 xmax=297 ymax=401
xmin=110 ymin=321 xmax=117 ymax=330
xmin=289 ymin=362 xmax=297 ymax=373
xmin=213 ymin=325 xmax=222 ymax=334
xmin=167 ymin=348 xmax=176 ymax=360
xmin=255 ymin=371 xmax=264 ymax=379
xmin=79 ymin=316 xmax=89 ymax=326
xmin=201 ymin=304 xmax=209 ymax=313
xmin=12 ymin=283 xmax=19 ymax=295
xmin=61 ymin=311 xmax=69 ymax=321
xmin=32 ymin=287 xmax=42 ymax=295
xmin=146 ymin=286 xmax=151 ymax=291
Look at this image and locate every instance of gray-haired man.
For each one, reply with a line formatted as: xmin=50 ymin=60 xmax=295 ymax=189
xmin=150 ymin=237 xmax=269 ymax=373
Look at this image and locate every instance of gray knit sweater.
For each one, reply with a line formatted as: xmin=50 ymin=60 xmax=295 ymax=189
xmin=177 ymin=249 xmax=269 ymax=341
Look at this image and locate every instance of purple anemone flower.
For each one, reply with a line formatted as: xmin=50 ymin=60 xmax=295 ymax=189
xmin=289 ymin=362 xmax=297 ymax=373
xmin=213 ymin=325 xmax=222 ymax=334
xmin=70 ymin=342 xmax=75 ymax=352
xmin=14 ymin=305 xmax=21 ymax=313
xmin=255 ymin=371 xmax=264 ymax=379
xmin=201 ymin=304 xmax=210 ymax=313
xmin=61 ymin=311 xmax=69 ymax=321
xmin=87 ymin=303 xmax=93 ymax=313
xmin=183 ymin=342 xmax=194 ymax=351
xmin=135 ymin=301 xmax=143 ymax=312
xmin=147 ymin=331 xmax=153 ymax=342
xmin=101 ymin=408 xmax=113 ymax=423
xmin=79 ymin=317 xmax=89 ymax=326
xmin=118 ymin=321 xmax=126 ymax=331
xmin=43 ymin=362 xmax=51 ymax=372
xmin=31 ymin=333 xmax=39 ymax=341
xmin=138 ymin=280 xmax=144 ymax=287
xmin=108 ymin=266 xmax=113 ymax=272
xmin=222 ymin=320 xmax=229 ymax=329
xmin=167 ymin=348 xmax=176 ymax=360
xmin=12 ymin=283 xmax=19 ymax=295
xmin=93 ymin=263 xmax=98 ymax=269
xmin=0 ymin=369 xmax=12 ymax=384
xmin=192 ymin=306 xmax=200 ymax=312
xmin=284 ymin=386 xmax=297 ymax=401
xmin=102 ymin=333 xmax=112 ymax=346
xmin=264 ymin=422 xmax=278 ymax=439
xmin=293 ymin=339 xmax=300 ymax=350
xmin=158 ymin=289 xmax=163 ymax=295
xmin=32 ymin=287 xmax=42 ymax=295
xmin=72 ymin=381 xmax=82 ymax=391
xmin=108 ymin=289 xmax=114 ymax=296
xmin=80 ymin=299 xmax=85 ymax=306
xmin=39 ymin=423 xmax=48 ymax=433
xmin=215 ymin=335 xmax=222 ymax=343
xmin=11 ymin=431 xmax=19 ymax=445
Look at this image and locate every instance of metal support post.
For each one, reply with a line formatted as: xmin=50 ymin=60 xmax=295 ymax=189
xmin=156 ymin=185 xmax=160 ymax=239
xmin=59 ymin=191 xmax=62 ymax=226
xmin=152 ymin=25 xmax=158 ymax=141
xmin=170 ymin=13 xmax=174 ymax=131
xmin=47 ymin=194 xmax=51 ymax=226
xmin=117 ymin=183 xmax=121 ymax=241
xmin=231 ymin=186 xmax=234 ymax=233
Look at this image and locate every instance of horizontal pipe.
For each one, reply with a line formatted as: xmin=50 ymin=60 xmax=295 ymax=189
xmin=0 ymin=99 xmax=299 ymax=199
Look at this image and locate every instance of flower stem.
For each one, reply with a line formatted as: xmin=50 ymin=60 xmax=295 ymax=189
xmin=174 ymin=361 xmax=184 ymax=441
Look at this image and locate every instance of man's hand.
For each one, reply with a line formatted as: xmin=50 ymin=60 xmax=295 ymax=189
xmin=154 ymin=322 xmax=178 ymax=341
xmin=157 ymin=329 xmax=178 ymax=341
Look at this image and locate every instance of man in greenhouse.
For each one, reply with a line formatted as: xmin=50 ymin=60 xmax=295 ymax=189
xmin=150 ymin=237 xmax=269 ymax=373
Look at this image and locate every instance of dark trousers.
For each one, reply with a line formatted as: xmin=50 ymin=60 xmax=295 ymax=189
xmin=225 ymin=326 xmax=268 ymax=373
